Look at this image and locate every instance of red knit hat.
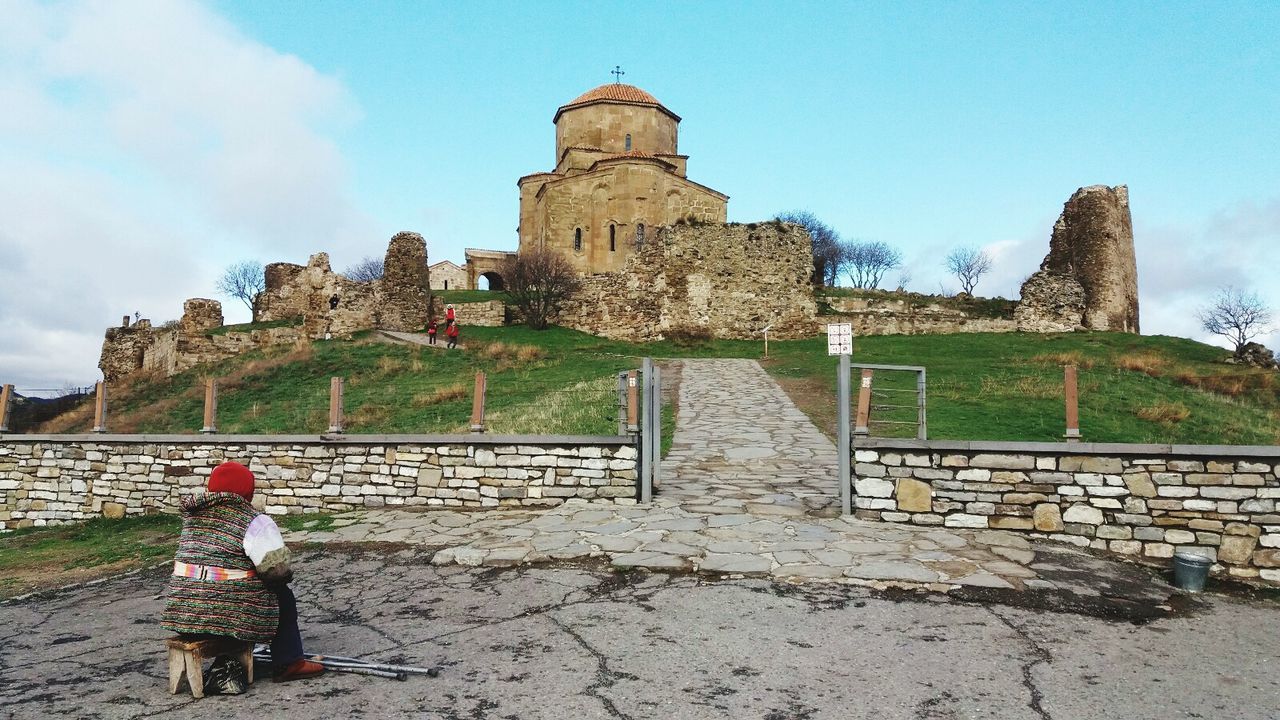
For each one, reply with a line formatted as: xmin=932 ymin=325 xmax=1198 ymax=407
xmin=208 ymin=461 xmax=255 ymax=500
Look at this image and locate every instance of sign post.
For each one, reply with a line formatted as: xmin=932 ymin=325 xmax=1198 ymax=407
xmin=829 ymin=323 xmax=854 ymax=516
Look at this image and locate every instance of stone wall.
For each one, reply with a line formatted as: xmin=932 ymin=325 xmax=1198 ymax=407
xmin=849 ymin=439 xmax=1280 ymax=583
xmin=821 ymin=294 xmax=1018 ymax=336
xmin=1019 ymin=185 xmax=1139 ymax=333
xmin=0 ymin=435 xmax=639 ymax=528
xmin=431 ymin=297 xmax=505 ymax=327
xmin=557 ymin=221 xmax=817 ymax=341
xmin=255 ymin=252 xmax=380 ymax=337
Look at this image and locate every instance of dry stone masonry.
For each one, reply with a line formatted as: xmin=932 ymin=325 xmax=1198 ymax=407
xmin=1018 ymin=185 xmax=1139 ymax=333
xmin=850 ymin=440 xmax=1280 ymax=583
xmin=557 ymin=222 xmax=817 ymax=341
xmin=0 ymin=436 xmax=638 ymax=529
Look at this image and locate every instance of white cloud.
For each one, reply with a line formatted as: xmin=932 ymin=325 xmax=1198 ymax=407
xmin=0 ymin=0 xmax=375 ymax=390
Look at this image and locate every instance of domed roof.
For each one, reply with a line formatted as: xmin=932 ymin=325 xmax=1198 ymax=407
xmin=554 ymin=83 xmax=680 ymax=122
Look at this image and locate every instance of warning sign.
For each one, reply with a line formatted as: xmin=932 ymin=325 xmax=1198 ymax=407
xmin=826 ymin=323 xmax=853 ymax=356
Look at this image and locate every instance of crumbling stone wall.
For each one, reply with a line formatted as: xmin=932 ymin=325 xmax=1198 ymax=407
xmin=430 ymin=297 xmax=505 ymax=327
xmin=255 ymin=252 xmax=379 ymax=338
xmin=851 ymin=440 xmax=1280 ymax=584
xmin=823 ymin=293 xmax=1018 ymax=336
xmin=0 ymin=437 xmax=638 ymax=527
xmin=179 ymin=299 xmax=223 ymax=334
xmin=99 ymin=319 xmax=154 ymax=383
xmin=1019 ymin=185 xmax=1139 ymax=333
xmin=1014 ymin=271 xmax=1087 ymax=332
xmin=378 ymin=231 xmax=432 ymax=331
xmin=557 ymin=222 xmax=817 ymax=341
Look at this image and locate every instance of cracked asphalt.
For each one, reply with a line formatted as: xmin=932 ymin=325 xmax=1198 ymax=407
xmin=2 ymin=547 xmax=1277 ymax=719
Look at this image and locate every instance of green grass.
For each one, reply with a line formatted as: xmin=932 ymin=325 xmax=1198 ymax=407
xmin=277 ymin=513 xmax=335 ymax=532
xmin=0 ymin=515 xmax=181 ymax=598
xmin=39 ymin=324 xmax=1280 ymax=445
xmin=206 ymin=317 xmax=304 ymax=336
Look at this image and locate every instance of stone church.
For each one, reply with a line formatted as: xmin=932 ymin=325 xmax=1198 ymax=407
xmin=464 ymin=82 xmax=729 ymax=284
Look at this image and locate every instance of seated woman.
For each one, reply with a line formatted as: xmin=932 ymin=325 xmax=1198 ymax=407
xmin=161 ymin=461 xmax=324 ymax=682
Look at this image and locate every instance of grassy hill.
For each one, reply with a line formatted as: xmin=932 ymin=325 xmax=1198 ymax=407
xmin=37 ymin=327 xmax=1279 ymax=445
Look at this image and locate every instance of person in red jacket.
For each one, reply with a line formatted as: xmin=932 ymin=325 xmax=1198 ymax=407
xmin=426 ymin=320 xmax=437 ymax=345
xmin=445 ymin=304 xmax=455 ymax=323
xmin=446 ymin=320 xmax=459 ymax=349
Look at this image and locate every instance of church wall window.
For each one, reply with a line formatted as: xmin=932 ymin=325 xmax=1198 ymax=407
xmin=609 ymin=224 xmax=616 ymax=252
xmin=574 ymin=227 xmax=582 ymax=252
xmin=636 ymin=223 xmax=645 ymax=249
xmin=625 ymin=134 xmax=632 ymax=152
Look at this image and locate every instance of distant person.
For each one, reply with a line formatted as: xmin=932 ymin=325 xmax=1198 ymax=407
xmin=328 ymin=294 xmax=339 ymax=311
xmin=446 ymin=320 xmax=459 ymax=349
xmin=161 ymin=462 xmax=325 ymax=683
xmin=426 ymin=320 xmax=438 ymax=345
xmin=445 ymin=304 xmax=455 ymax=323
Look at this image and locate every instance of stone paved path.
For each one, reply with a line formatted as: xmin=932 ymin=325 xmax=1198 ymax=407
xmin=659 ymin=358 xmax=839 ymax=517
xmin=285 ymin=359 xmax=1173 ymax=597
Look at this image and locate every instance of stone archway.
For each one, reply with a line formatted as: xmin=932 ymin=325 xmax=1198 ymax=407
xmin=464 ymin=249 xmax=516 ymax=291
xmin=479 ymin=271 xmax=506 ymax=292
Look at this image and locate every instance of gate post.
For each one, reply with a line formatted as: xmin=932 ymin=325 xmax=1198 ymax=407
xmin=327 ymin=377 xmax=345 ymax=435
xmin=838 ymin=355 xmax=852 ymax=516
xmin=854 ymin=369 xmax=873 ymax=437
xmin=640 ymin=358 xmax=654 ymax=504
xmin=201 ymin=379 xmax=219 ymax=434
xmin=470 ymin=371 xmax=487 ymax=433
xmin=1064 ymin=364 xmax=1081 ymax=443
xmin=650 ymin=363 xmax=661 ymax=490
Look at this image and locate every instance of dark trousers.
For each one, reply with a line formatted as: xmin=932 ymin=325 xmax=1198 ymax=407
xmin=272 ymin=585 xmax=304 ymax=665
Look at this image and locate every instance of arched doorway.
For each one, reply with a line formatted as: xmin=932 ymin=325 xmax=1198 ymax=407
xmin=479 ymin=271 xmax=505 ymax=291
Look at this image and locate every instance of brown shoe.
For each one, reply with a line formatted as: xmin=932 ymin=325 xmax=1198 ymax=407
xmin=275 ymin=659 xmax=325 ymax=682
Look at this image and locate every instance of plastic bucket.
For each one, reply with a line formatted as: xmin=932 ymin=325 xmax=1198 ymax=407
xmin=1171 ymin=551 xmax=1213 ymax=592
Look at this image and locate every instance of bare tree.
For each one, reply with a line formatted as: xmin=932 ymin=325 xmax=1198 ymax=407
xmin=344 ymin=256 xmax=384 ymax=282
xmin=944 ymin=246 xmax=994 ymax=295
xmin=1197 ymin=286 xmax=1273 ymax=355
xmin=775 ymin=210 xmax=842 ymax=287
xmin=215 ymin=260 xmax=265 ymax=314
xmin=499 ymin=248 xmax=582 ymax=330
xmin=842 ymin=240 xmax=902 ymax=289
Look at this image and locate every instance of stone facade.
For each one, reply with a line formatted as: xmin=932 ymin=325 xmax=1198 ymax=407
xmin=1014 ymin=271 xmax=1087 ymax=332
xmin=1019 ymin=185 xmax=1139 ymax=333
xmin=556 ymin=222 xmax=817 ymax=341
xmin=512 ymin=83 xmax=728 ymax=276
xmin=0 ymin=435 xmax=639 ymax=528
xmin=428 ymin=260 xmax=470 ymax=290
xmin=255 ymin=252 xmax=380 ymax=337
xmin=849 ymin=439 xmax=1280 ymax=584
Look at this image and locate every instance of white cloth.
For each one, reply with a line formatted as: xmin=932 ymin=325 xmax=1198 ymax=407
xmin=242 ymin=513 xmax=286 ymax=568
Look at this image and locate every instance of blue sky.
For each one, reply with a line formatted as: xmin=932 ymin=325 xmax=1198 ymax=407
xmin=1 ymin=0 xmax=1278 ymax=389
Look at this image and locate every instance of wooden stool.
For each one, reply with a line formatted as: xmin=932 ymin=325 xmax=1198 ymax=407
xmin=166 ymin=636 xmax=255 ymax=698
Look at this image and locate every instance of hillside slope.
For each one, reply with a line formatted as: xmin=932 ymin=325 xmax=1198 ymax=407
xmin=36 ymin=328 xmax=1279 ymax=445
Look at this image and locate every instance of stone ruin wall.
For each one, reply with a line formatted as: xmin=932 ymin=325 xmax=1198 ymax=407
xmin=430 ymin=297 xmax=505 ymax=327
xmin=556 ymin=222 xmax=818 ymax=341
xmin=1017 ymin=185 xmax=1139 ymax=333
xmin=820 ymin=295 xmax=1018 ymax=337
xmin=101 ymin=232 xmax=433 ymax=383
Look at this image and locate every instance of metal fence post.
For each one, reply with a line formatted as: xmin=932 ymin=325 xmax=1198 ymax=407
xmin=1064 ymin=364 xmax=1081 ymax=443
xmin=626 ymin=370 xmax=639 ymax=433
xmin=470 ymin=371 xmax=487 ymax=433
xmin=640 ymin=357 xmax=653 ymax=504
xmin=91 ymin=382 xmax=108 ymax=433
xmin=327 ymin=377 xmax=345 ymax=434
xmin=838 ymin=354 xmax=852 ymax=516
xmin=651 ymin=363 xmax=662 ymax=490
xmin=917 ymin=368 xmax=928 ymax=441
xmin=201 ymin=379 xmax=219 ymax=434
xmin=0 ymin=384 xmax=13 ymax=433
xmin=616 ymin=372 xmax=628 ymax=436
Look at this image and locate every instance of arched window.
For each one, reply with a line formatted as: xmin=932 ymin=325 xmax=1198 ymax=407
xmin=444 ymin=280 xmax=449 ymax=290
xmin=635 ymin=223 xmax=645 ymax=249
xmin=574 ymin=227 xmax=582 ymax=252
xmin=609 ymin=224 xmax=616 ymax=252
xmin=625 ymin=134 xmax=632 ymax=151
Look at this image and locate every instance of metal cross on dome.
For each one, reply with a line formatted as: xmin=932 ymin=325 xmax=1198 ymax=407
xmin=611 ymin=65 xmax=625 ymax=83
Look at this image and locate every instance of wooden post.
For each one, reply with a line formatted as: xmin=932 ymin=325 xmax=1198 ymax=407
xmin=92 ymin=381 xmax=108 ymax=433
xmin=200 ymin=379 xmax=218 ymax=434
xmin=1064 ymin=364 xmax=1081 ymax=443
xmin=469 ymin=371 xmax=487 ymax=433
xmin=626 ymin=370 xmax=639 ymax=433
xmin=0 ymin=384 xmax=13 ymax=433
xmin=763 ymin=328 xmax=769 ymax=359
xmin=327 ymin=377 xmax=344 ymax=434
xmin=853 ymin=369 xmax=873 ymax=437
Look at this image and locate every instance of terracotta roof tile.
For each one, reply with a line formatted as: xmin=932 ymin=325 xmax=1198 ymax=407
xmin=555 ymin=83 xmax=680 ymax=122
